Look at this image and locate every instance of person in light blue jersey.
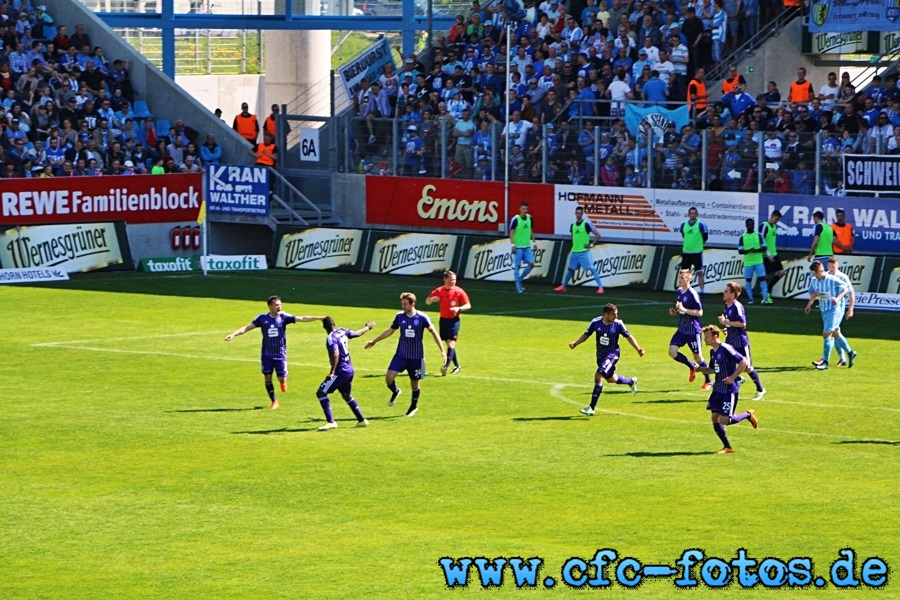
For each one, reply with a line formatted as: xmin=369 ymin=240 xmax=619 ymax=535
xmin=826 ymin=256 xmax=858 ymax=368
xmin=804 ymin=261 xmax=850 ymax=371
xmin=717 ymin=282 xmax=766 ymax=401
xmin=315 ymin=317 xmax=376 ymax=431
xmin=365 ymin=292 xmax=446 ymax=417
xmin=554 ymin=206 xmax=605 ymax=294
xmin=225 ymin=295 xmax=325 ymax=410
xmin=569 ymin=303 xmax=645 ymax=417
xmin=696 ymin=325 xmax=758 ymax=454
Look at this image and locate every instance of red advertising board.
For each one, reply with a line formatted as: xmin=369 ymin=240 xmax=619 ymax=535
xmin=366 ymin=176 xmax=555 ymax=234
xmin=0 ymin=174 xmax=203 ymax=226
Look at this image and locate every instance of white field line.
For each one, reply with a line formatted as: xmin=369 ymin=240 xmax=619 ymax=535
xmin=550 ymin=384 xmax=896 ymax=442
xmin=32 ymin=334 xmax=900 ymax=418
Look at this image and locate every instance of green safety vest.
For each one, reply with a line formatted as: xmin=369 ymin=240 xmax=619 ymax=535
xmin=682 ymin=220 xmax=704 ymax=253
xmin=571 ymin=220 xmax=591 ymax=252
xmin=741 ymin=232 xmax=764 ymax=266
xmin=761 ymin=221 xmax=777 ymax=256
xmin=512 ymin=215 xmax=533 ymax=248
xmin=815 ymin=223 xmax=834 ymax=257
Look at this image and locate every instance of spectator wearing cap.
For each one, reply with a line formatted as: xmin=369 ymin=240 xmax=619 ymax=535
xmin=214 ymin=107 xmax=224 ymax=121
xmin=719 ymin=82 xmax=757 ymax=119
xmin=232 ymin=102 xmax=259 ymax=143
xmin=365 ymin=81 xmax=390 ymax=144
xmin=402 ymin=124 xmax=425 ymax=176
xmin=631 ymin=48 xmax=649 ymax=82
xmin=399 ymin=56 xmax=420 ymax=81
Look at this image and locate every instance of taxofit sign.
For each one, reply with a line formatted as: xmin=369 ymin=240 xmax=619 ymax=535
xmin=0 ymin=174 xmax=203 ymax=225
xmin=201 ymin=255 xmax=268 ymax=271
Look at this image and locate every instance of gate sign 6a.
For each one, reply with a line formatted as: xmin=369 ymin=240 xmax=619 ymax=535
xmin=300 ymin=128 xmax=320 ymax=162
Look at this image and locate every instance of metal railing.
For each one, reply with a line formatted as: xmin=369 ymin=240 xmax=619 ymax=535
xmin=343 ymin=107 xmax=897 ymax=197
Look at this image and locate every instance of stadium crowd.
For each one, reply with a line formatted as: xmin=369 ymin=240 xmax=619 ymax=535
xmin=0 ymin=2 xmax=240 ymax=178
xmin=351 ymin=0 xmax=900 ymax=193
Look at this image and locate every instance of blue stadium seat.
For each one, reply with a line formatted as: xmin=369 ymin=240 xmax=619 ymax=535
xmin=133 ymin=100 xmax=153 ymax=119
xmin=156 ymin=119 xmax=171 ymax=136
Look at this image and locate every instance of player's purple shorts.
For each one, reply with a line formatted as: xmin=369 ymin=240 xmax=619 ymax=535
xmin=669 ymin=330 xmax=702 ymax=355
xmin=261 ymin=355 xmax=287 ymax=377
xmin=439 ymin=317 xmax=461 ymax=341
xmin=317 ymin=372 xmax=353 ymax=398
xmin=388 ymin=354 xmax=426 ymax=380
xmin=731 ymin=344 xmax=753 ymax=367
xmin=595 ymin=352 xmax=621 ymax=379
xmin=707 ymin=391 xmax=737 ymax=416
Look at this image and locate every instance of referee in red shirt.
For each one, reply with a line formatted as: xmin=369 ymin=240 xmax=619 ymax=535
xmin=426 ymin=270 xmax=472 ymax=376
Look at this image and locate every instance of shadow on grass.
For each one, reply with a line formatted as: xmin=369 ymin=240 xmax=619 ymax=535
xmin=513 ymin=416 xmax=584 ymax=422
xmin=232 ymin=427 xmax=319 ymax=435
xmin=834 ymin=440 xmax=899 ymax=446
xmin=233 ymin=415 xmax=404 ymax=434
xmin=635 ymin=398 xmax=701 ymax=404
xmin=170 ymin=406 xmax=265 ymax=413
xmin=754 ymin=366 xmax=813 ymax=373
xmin=606 ymin=451 xmax=712 ymax=458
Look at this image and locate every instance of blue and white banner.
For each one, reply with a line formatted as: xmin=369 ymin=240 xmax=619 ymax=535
xmin=0 ymin=267 xmax=69 ymax=284
xmin=809 ymin=0 xmax=900 ymax=33
xmin=206 ymin=165 xmax=270 ymax=217
xmin=624 ymin=104 xmax=690 ymax=140
xmin=854 ymin=292 xmax=900 ymax=312
xmin=338 ymin=38 xmax=396 ymax=104
xmin=759 ymin=194 xmax=900 ymax=256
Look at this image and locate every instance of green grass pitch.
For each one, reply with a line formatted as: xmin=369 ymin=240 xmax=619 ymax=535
xmin=1 ymin=270 xmax=897 ymax=598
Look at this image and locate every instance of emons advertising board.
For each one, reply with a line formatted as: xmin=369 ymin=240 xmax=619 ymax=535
xmin=366 ymin=176 xmax=554 ymax=233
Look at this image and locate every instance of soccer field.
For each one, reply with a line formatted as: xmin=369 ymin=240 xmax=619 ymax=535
xmin=1 ymin=270 xmax=897 ymax=598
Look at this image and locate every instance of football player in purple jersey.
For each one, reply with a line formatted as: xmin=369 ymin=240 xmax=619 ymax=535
xmin=315 ymin=317 xmax=376 ymax=431
xmin=365 ymin=292 xmax=446 ymax=417
xmin=697 ymin=325 xmax=759 ymax=454
xmin=569 ymin=303 xmax=645 ymax=416
xmin=225 ymin=295 xmax=324 ymax=409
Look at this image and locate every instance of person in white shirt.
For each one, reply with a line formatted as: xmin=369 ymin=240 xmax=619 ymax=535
xmin=640 ymin=36 xmax=659 ymax=66
xmin=817 ymin=71 xmax=840 ymax=116
xmin=606 ymin=69 xmax=634 ymax=117
xmin=655 ymin=49 xmax=675 ymax=88
xmin=501 ymin=110 xmax=533 ymax=148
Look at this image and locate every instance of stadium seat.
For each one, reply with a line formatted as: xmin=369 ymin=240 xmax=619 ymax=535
xmin=133 ymin=100 xmax=153 ymax=119
xmin=156 ymin=119 xmax=170 ymax=136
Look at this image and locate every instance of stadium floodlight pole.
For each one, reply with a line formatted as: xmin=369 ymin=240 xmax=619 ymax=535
xmin=504 ymin=18 xmax=512 ymax=234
